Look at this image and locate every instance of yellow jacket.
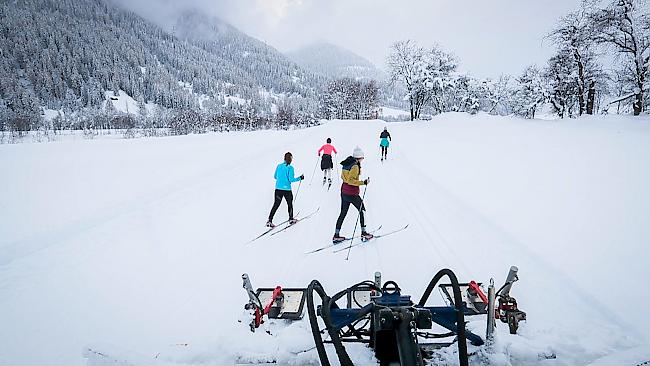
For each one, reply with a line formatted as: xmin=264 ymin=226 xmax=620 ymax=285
xmin=342 ymin=164 xmax=364 ymax=186
xmin=341 ymin=157 xmax=365 ymax=195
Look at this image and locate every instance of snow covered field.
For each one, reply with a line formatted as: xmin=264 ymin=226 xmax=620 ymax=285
xmin=380 ymin=106 xmax=410 ymax=119
xmin=1 ymin=113 xmax=649 ymax=366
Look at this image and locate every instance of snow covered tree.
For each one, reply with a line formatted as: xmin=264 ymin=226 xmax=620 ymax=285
xmin=387 ymin=40 xmax=458 ymax=120
xmin=549 ymin=3 xmax=604 ymax=116
xmin=545 ymin=49 xmax=580 ymax=118
xmin=276 ymin=102 xmax=295 ymax=128
xmin=386 ymin=40 xmax=425 ymax=120
xmin=513 ymin=66 xmax=547 ymax=119
xmin=591 ymin=0 xmax=650 ymax=115
xmin=321 ymin=78 xmax=379 ymax=120
xmin=423 ymin=45 xmax=459 ymax=115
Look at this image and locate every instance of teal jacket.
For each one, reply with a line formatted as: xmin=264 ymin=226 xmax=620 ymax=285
xmin=274 ymin=162 xmax=300 ymax=191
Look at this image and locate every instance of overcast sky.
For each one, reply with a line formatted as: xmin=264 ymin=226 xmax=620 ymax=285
xmin=115 ymin=0 xmax=583 ymax=78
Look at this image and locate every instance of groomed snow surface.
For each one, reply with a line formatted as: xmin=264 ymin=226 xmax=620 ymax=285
xmin=1 ymin=113 xmax=649 ymax=366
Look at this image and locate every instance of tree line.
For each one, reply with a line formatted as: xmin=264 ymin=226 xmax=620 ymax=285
xmin=387 ymin=0 xmax=650 ymax=119
xmin=319 ymin=78 xmax=380 ymax=119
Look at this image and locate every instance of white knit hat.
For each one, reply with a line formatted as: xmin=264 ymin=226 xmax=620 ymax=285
xmin=353 ymin=146 xmax=364 ymax=158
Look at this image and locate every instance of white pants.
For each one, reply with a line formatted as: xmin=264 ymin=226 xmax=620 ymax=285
xmin=323 ymin=168 xmax=332 ymax=180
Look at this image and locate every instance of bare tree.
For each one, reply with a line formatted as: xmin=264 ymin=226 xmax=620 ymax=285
xmin=387 ymin=40 xmax=423 ymax=120
xmin=591 ymin=0 xmax=650 ymax=115
xmin=548 ymin=2 xmax=604 ymax=115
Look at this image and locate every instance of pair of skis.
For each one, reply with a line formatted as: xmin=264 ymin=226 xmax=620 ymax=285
xmin=305 ymin=224 xmax=409 ymax=254
xmin=247 ymin=208 xmax=320 ymax=244
xmin=304 ymin=225 xmax=382 ymax=254
xmin=322 ymin=179 xmax=333 ymax=190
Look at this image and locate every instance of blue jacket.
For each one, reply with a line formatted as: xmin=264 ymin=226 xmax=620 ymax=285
xmin=274 ymin=162 xmax=300 ymax=191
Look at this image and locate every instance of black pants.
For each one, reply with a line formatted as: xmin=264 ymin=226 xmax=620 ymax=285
xmin=321 ymin=154 xmax=333 ymax=170
xmin=335 ymin=194 xmax=365 ymax=230
xmin=269 ymin=189 xmax=293 ymax=221
xmin=381 ymin=146 xmax=388 ymax=157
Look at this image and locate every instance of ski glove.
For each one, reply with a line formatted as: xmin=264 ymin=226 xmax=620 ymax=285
xmin=363 ymin=178 xmax=369 ymax=185
xmin=300 ymin=174 xmax=305 ymax=180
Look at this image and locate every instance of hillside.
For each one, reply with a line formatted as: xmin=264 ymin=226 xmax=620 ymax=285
xmin=287 ymin=41 xmax=385 ymax=81
xmin=174 ymin=11 xmax=325 ymax=97
xmin=0 ymin=0 xmax=323 ymax=127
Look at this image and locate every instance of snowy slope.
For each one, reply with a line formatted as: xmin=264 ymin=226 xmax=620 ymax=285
xmin=1 ymin=114 xmax=649 ymax=366
xmin=287 ymin=41 xmax=385 ymax=81
xmin=380 ymin=106 xmax=410 ymax=119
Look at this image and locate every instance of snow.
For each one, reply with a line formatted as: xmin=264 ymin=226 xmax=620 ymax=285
xmin=380 ymin=106 xmax=410 ymax=118
xmin=198 ymin=94 xmax=211 ymax=110
xmin=1 ymin=113 xmax=649 ymax=366
xmin=105 ymin=90 xmax=140 ymax=114
xmin=43 ymin=108 xmax=64 ymax=122
xmin=224 ymin=95 xmax=247 ymax=106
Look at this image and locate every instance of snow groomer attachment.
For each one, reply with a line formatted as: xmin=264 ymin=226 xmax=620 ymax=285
xmin=241 ymin=273 xmax=306 ymax=332
xmin=307 ymin=268 xmax=485 ymax=366
xmin=241 ymin=266 xmax=526 ymax=365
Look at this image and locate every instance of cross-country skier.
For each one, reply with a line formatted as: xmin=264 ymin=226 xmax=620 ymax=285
xmin=267 ymin=152 xmax=304 ymax=227
xmin=333 ymin=147 xmax=373 ymax=243
xmin=379 ymin=127 xmax=391 ymax=161
xmin=317 ymin=138 xmax=338 ymax=187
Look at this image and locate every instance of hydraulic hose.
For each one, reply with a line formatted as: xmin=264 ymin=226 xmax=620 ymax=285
xmin=307 ymin=280 xmax=381 ymax=366
xmin=306 ymin=280 xmax=331 ymax=366
xmin=417 ymin=268 xmax=469 ymax=366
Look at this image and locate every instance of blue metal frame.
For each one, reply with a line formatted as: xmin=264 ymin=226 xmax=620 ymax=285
xmin=424 ymin=306 xmax=484 ymax=346
xmin=325 ymin=293 xmax=484 ymax=346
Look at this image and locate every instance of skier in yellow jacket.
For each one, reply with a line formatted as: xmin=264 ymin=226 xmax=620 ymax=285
xmin=333 ymin=147 xmax=373 ymax=243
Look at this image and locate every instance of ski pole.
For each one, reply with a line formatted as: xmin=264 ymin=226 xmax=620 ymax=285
xmin=308 ymin=156 xmax=319 ymax=186
xmin=294 ymin=179 xmax=303 ymax=204
xmin=336 ymin=156 xmax=341 ymax=183
xmin=346 ymin=183 xmax=368 ymax=261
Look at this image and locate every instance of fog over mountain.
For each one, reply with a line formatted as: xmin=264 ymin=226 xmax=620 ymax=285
xmin=287 ymin=41 xmax=385 ymax=81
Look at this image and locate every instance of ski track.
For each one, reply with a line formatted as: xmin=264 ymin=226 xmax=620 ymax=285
xmin=0 ymin=126 xmax=326 ymax=269
xmin=392 ymin=141 xmax=641 ymax=341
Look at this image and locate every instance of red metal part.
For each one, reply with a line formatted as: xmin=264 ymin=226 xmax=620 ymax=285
xmin=264 ymin=286 xmax=283 ymax=315
xmin=498 ymin=297 xmax=518 ymax=321
xmin=254 ymin=307 xmax=263 ymax=328
xmin=251 ymin=286 xmax=284 ymax=329
xmin=468 ymin=281 xmax=489 ymax=304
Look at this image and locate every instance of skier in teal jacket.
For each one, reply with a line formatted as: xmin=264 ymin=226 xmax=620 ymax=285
xmin=267 ymin=152 xmax=304 ymax=227
xmin=380 ymin=127 xmax=391 ymax=161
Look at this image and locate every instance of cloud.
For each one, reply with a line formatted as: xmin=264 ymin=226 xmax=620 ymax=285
xmin=256 ymin=0 xmax=305 ymax=27
xmin=112 ymin=0 xmax=583 ymax=78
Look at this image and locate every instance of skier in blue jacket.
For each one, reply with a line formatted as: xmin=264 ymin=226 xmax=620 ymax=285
xmin=267 ymin=152 xmax=304 ymax=227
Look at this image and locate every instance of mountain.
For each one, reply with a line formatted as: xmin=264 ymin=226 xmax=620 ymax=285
xmin=286 ymin=41 xmax=385 ymax=81
xmin=0 ymin=0 xmax=323 ymax=130
xmin=173 ymin=11 xmax=325 ymax=97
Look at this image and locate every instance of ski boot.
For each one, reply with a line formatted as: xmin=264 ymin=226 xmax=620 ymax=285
xmin=266 ymin=221 xmax=275 ymax=228
xmin=289 ymin=218 xmax=298 ymax=225
xmin=361 ymin=231 xmax=374 ymax=242
xmin=323 ymin=177 xmax=327 ymax=185
xmin=332 ymin=234 xmax=346 ymax=244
